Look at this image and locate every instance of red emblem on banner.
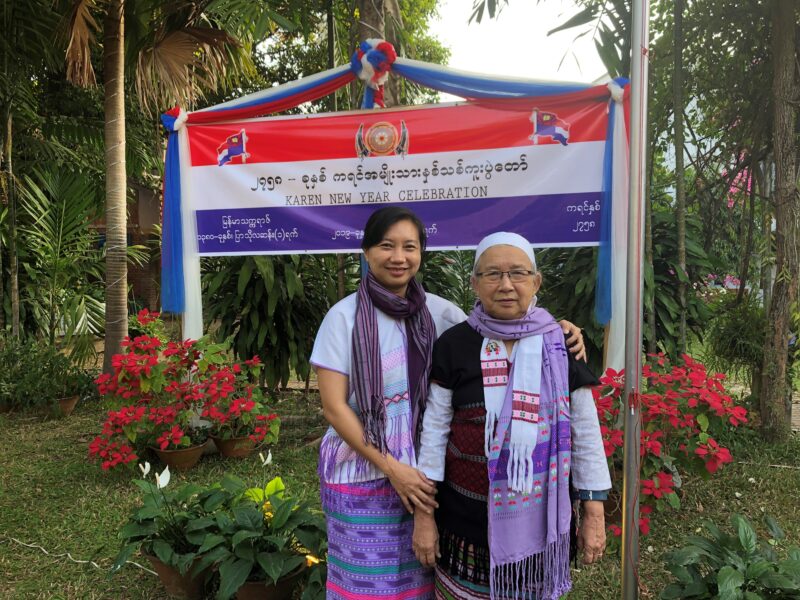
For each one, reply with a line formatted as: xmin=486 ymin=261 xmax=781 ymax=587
xmin=355 ymin=121 xmax=409 ymax=158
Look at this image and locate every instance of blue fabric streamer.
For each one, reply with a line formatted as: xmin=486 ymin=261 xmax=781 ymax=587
xmin=594 ymin=99 xmax=616 ymax=325
xmin=393 ymin=60 xmax=589 ymax=99
xmin=160 ymin=114 xmax=185 ymax=314
xmin=350 ymin=52 xmax=362 ymax=74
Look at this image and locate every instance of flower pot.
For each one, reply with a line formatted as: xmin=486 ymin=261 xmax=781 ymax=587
xmin=211 ymin=434 xmax=256 ymax=458
xmin=56 ymin=395 xmax=79 ymax=417
xmin=235 ymin=566 xmax=305 ymax=600
xmin=152 ymin=441 xmax=207 ymax=471
xmin=145 ymin=554 xmax=205 ymax=600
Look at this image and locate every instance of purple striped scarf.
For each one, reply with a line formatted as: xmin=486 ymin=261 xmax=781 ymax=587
xmin=352 ymin=272 xmax=434 ymax=453
xmin=467 ymin=302 xmax=573 ymax=600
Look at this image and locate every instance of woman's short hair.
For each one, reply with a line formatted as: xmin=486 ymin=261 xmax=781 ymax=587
xmin=361 ymin=206 xmax=427 ymax=251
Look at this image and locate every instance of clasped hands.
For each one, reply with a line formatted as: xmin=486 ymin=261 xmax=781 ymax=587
xmin=385 ymin=456 xmax=438 ymax=515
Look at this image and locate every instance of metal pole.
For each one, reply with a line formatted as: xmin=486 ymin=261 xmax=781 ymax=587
xmin=621 ymin=0 xmax=650 ymax=598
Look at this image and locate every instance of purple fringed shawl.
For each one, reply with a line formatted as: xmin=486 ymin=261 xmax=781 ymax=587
xmin=351 ymin=272 xmax=435 ymax=453
xmin=467 ymin=302 xmax=573 ymax=600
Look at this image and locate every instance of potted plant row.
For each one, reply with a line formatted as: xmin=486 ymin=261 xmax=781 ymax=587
xmin=90 ymin=310 xmax=280 ymax=472
xmin=113 ymin=461 xmax=327 ymax=600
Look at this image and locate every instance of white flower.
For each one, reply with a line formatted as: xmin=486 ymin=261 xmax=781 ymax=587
xmin=259 ymin=450 xmax=272 ymax=467
xmin=155 ymin=466 xmax=171 ymax=489
xmin=735 ymin=492 xmax=742 ymax=498
xmin=139 ymin=462 xmax=151 ymax=477
xmin=748 ymin=477 xmax=756 ymax=484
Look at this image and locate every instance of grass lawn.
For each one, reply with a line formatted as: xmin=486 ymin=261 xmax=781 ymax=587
xmin=1 ymin=393 xmax=799 ymax=599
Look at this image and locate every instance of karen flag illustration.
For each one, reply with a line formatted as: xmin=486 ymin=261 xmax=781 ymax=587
xmin=530 ymin=109 xmax=569 ymax=146
xmin=217 ymin=129 xmax=249 ymax=166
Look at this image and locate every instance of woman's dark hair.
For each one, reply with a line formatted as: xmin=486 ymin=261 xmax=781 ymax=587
xmin=361 ymin=206 xmax=427 ymax=251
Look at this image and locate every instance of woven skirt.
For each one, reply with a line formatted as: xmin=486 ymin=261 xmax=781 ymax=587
xmin=322 ymin=478 xmax=435 ymax=599
xmin=434 ymin=566 xmax=491 ymax=600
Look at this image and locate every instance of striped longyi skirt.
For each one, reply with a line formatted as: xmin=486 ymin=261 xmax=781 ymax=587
xmin=322 ymin=478 xmax=434 ymax=599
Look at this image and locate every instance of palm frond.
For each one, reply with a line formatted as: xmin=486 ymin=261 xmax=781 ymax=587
xmin=134 ymin=25 xmax=251 ymax=112
xmin=63 ymin=293 xmax=105 ymax=365
xmin=63 ymin=0 xmax=104 ymax=87
xmin=17 ymin=167 xmax=104 ymax=346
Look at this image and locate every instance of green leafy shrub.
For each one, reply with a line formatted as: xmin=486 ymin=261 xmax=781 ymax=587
xmin=203 ymin=255 xmax=340 ymax=389
xmin=0 ymin=335 xmax=88 ymax=413
xmin=419 ymin=250 xmax=475 ymax=314
xmin=660 ymin=514 xmax=800 ymax=599
xmin=113 ymin=466 xmax=326 ymax=600
xmin=536 ymin=210 xmax=712 ymax=372
xmin=703 ymin=293 xmax=766 ymax=388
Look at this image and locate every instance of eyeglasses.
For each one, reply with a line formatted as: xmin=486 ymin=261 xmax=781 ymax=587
xmin=475 ymin=269 xmax=536 ymax=283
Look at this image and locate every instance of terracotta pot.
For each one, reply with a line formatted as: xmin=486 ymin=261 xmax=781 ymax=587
xmin=145 ymin=554 xmax=206 ymax=599
xmin=235 ymin=566 xmax=305 ymax=600
xmin=56 ymin=395 xmax=79 ymax=417
xmin=152 ymin=441 xmax=207 ymax=471
xmin=211 ymin=435 xmax=256 ymax=458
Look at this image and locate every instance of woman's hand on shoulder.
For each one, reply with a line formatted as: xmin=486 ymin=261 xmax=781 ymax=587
xmin=413 ymin=510 xmax=440 ymax=568
xmin=384 ymin=456 xmax=438 ymax=514
xmin=578 ymin=500 xmax=606 ymax=564
xmin=559 ymin=320 xmax=586 ymax=362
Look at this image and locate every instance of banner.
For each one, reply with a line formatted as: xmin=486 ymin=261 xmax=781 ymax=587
xmin=183 ymin=97 xmax=611 ymax=255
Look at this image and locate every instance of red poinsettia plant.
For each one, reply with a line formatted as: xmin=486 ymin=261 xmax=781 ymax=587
xmin=595 ymin=353 xmax=747 ymax=540
xmin=200 ymin=357 xmax=280 ymax=444
xmin=89 ymin=312 xmax=280 ymax=471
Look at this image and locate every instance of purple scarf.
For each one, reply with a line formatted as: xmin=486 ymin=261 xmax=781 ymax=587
xmin=467 ymin=302 xmax=573 ymax=600
xmin=352 ymin=272 xmax=435 ymax=453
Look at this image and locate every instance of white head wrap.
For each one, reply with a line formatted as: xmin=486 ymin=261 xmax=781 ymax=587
xmin=473 ymin=232 xmax=537 ymax=274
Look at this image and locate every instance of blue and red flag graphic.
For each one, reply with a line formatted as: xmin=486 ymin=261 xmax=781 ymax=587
xmin=530 ymin=110 xmax=570 ymax=146
xmin=217 ymin=130 xmax=249 ymax=166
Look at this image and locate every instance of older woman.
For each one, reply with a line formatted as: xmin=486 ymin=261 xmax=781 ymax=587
xmin=413 ymin=232 xmax=610 ymax=600
xmin=311 ymin=210 xmax=589 ymax=600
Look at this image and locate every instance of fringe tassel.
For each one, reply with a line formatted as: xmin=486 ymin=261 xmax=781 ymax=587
xmin=490 ymin=532 xmax=571 ymax=600
xmin=360 ymin=398 xmax=388 ymax=454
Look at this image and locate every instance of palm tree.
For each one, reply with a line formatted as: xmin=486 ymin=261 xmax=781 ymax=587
xmin=60 ymin=0 xmax=301 ymax=371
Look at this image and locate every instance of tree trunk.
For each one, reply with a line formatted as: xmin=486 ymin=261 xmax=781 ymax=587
xmin=383 ymin=0 xmax=403 ymax=106
xmin=328 ymin=0 xmax=347 ymax=300
xmin=0 ymin=185 xmax=3 ymax=331
xmin=673 ymin=0 xmax=687 ymax=354
xmin=760 ymin=0 xmax=798 ymax=442
xmin=3 ymin=109 xmax=19 ymax=337
xmin=357 ymin=0 xmax=384 ymax=51
xmin=761 ymin=163 xmax=774 ymax=315
xmin=102 ymin=0 xmax=128 ymax=373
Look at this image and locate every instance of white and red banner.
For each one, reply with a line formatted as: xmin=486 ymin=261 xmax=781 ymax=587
xmin=182 ymin=97 xmax=612 ymax=255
